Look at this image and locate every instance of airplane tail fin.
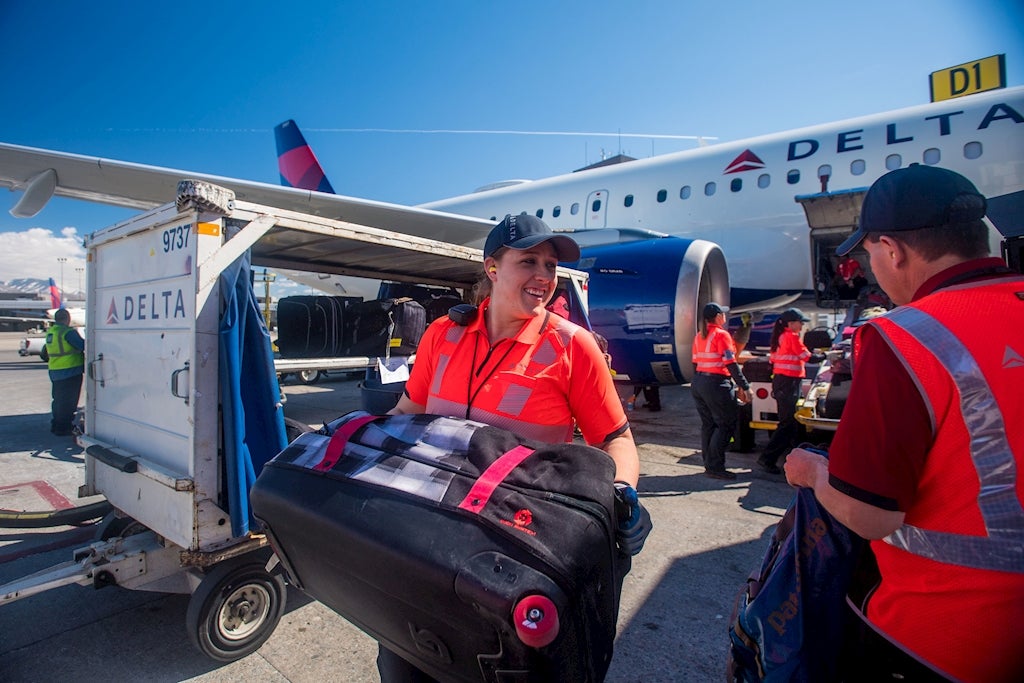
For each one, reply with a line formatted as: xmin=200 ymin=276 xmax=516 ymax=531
xmin=274 ymin=120 xmax=336 ymax=194
xmin=48 ymin=277 xmax=63 ymax=309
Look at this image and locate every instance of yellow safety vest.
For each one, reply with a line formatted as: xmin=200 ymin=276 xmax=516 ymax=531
xmin=45 ymin=324 xmax=85 ymax=372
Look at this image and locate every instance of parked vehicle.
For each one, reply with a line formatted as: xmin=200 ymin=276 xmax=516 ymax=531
xmin=18 ymin=336 xmax=46 ymax=357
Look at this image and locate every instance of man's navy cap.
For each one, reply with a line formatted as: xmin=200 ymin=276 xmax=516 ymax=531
xmin=702 ymin=302 xmax=727 ymax=320
xmin=484 ymin=214 xmax=580 ymax=262
xmin=836 ymin=165 xmax=987 ymax=256
xmin=779 ymin=307 xmax=810 ymax=323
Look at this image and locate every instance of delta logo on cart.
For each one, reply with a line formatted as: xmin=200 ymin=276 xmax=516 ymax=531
xmin=106 ymin=288 xmax=188 ymax=325
xmin=499 ymin=508 xmax=537 ymax=536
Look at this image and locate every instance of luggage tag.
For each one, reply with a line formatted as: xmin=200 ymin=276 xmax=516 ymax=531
xmin=378 ymin=356 xmax=410 ymax=384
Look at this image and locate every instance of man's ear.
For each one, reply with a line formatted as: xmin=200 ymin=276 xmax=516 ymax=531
xmin=879 ymin=235 xmax=908 ymax=268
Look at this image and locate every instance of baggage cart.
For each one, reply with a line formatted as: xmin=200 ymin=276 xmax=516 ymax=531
xmin=0 ymin=181 xmax=590 ymax=662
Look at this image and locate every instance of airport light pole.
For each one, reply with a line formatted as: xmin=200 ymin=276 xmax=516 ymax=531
xmin=57 ymin=257 xmax=67 ymax=306
xmin=75 ymin=267 xmax=84 ymax=299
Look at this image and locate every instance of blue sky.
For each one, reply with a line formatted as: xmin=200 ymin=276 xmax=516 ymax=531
xmin=1 ymin=0 xmax=1021 ymax=289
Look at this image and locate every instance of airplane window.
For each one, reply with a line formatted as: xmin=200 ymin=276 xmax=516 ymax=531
xmin=536 ymin=209 xmax=544 ymax=218
xmin=817 ymin=164 xmax=832 ymax=180
xmin=553 ymin=206 xmax=561 ymax=218
xmin=923 ymin=148 xmax=941 ymax=165
xmin=730 ymin=178 xmax=742 ymax=193
xmin=964 ymin=141 xmax=982 ymax=160
xmin=624 ymin=194 xmax=634 ymax=208
xmin=657 ymin=189 xmax=667 ymax=203
xmin=885 ymin=154 xmax=902 ymax=170
xmin=704 ymin=182 xmax=716 ymax=196
xmin=757 ymin=174 xmax=770 ymax=188
xmin=787 ymin=170 xmax=800 ymax=185
xmin=679 ymin=185 xmax=691 ymax=200
xmin=850 ymin=159 xmax=866 ymax=175
xmin=592 ymin=199 xmax=602 ymax=212
xmin=571 ymin=203 xmax=580 ymax=215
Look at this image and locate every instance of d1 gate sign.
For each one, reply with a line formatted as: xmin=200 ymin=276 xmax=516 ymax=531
xmin=930 ymin=54 xmax=1006 ymax=102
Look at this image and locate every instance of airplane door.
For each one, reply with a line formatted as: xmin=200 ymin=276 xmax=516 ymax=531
xmin=585 ymin=190 xmax=608 ymax=228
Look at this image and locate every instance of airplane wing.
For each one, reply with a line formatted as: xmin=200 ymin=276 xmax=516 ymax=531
xmin=0 ymin=142 xmax=494 ymax=246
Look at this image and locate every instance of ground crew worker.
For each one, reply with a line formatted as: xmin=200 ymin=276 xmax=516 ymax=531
xmin=383 ymin=214 xmax=648 ymax=682
xmin=691 ymin=302 xmax=750 ymax=480
xmin=784 ymin=165 xmax=1024 ymax=682
xmin=758 ymin=307 xmax=811 ymax=474
xmin=41 ymin=308 xmax=85 ymax=436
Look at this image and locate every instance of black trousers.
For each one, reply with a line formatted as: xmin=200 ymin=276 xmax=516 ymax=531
xmin=50 ymin=373 xmax=83 ymax=435
xmin=761 ymin=374 xmax=802 ymax=466
xmin=690 ymin=373 xmax=737 ymax=472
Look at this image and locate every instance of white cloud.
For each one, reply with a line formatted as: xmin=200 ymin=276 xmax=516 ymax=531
xmin=0 ymin=228 xmax=87 ymax=282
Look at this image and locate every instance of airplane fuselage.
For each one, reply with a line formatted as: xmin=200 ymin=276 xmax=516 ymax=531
xmin=422 ymin=87 xmax=1024 ymax=306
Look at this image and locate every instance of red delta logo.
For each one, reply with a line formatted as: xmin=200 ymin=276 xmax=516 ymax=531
xmin=723 ymin=149 xmax=766 ymax=174
xmin=499 ymin=508 xmax=537 ymax=536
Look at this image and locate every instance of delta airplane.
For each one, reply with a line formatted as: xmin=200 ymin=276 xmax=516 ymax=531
xmin=0 ymin=277 xmax=87 ymax=327
xmin=1 ymin=86 xmax=1022 ymax=384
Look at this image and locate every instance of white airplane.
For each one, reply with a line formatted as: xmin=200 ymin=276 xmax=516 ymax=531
xmin=2 ymin=86 xmax=1022 ymax=383
xmin=416 ymin=87 xmax=1024 ymax=308
xmin=0 ymin=277 xmax=87 ymax=328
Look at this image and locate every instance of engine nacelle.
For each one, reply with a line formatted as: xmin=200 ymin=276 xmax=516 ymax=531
xmin=569 ymin=235 xmax=729 ymax=385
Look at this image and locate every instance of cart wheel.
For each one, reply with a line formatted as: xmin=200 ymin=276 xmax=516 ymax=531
xmin=297 ymin=369 xmax=322 ymax=384
xmin=186 ymin=555 xmax=287 ymax=662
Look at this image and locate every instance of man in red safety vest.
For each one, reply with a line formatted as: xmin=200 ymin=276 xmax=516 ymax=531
xmin=784 ymin=165 xmax=1024 ymax=682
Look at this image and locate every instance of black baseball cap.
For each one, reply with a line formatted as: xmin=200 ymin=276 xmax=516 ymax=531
xmin=837 ymin=165 xmax=987 ymax=256
xmin=484 ymin=214 xmax=580 ymax=262
xmin=702 ymin=302 xmax=727 ymax=320
xmin=779 ymin=307 xmax=810 ymax=323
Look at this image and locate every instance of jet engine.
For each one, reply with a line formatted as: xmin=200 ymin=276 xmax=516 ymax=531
xmin=568 ymin=232 xmax=729 ymax=385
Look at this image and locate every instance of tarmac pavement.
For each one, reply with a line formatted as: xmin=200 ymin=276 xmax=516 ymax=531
xmin=0 ymin=331 xmax=796 ymax=682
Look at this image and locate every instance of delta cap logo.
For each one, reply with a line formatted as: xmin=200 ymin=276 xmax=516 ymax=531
xmin=724 ymin=149 xmax=766 ymax=174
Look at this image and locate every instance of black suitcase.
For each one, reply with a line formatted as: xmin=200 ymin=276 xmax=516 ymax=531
xmin=251 ymin=412 xmax=625 ymax=682
xmin=277 ymin=295 xmax=358 ymax=358
xmin=343 ymin=298 xmax=427 ymax=357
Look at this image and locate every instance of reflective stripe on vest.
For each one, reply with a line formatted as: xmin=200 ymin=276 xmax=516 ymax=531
xmin=44 ymin=325 xmax=84 ymax=372
xmin=693 ymin=328 xmax=731 ymax=374
xmin=876 ymin=305 xmax=1024 ymax=574
xmin=769 ymin=353 xmax=804 ymax=375
xmin=429 ymin=321 xmax=574 ymax=443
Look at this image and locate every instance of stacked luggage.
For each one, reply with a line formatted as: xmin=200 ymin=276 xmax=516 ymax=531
xmin=251 ymin=412 xmax=627 ymax=682
xmin=276 ymin=295 xmax=426 ymax=359
xmin=276 ymin=295 xmax=358 ymax=358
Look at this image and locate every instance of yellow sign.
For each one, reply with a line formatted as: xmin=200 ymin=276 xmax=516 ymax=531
xmin=930 ymin=54 xmax=1006 ymax=102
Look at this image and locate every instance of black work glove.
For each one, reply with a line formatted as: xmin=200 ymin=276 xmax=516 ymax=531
xmin=613 ymin=482 xmax=652 ymax=556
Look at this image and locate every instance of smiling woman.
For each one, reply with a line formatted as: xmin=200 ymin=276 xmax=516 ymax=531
xmin=380 ymin=213 xmax=648 ymax=680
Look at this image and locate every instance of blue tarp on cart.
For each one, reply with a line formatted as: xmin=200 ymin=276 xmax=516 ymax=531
xmin=219 ymin=253 xmax=287 ymax=537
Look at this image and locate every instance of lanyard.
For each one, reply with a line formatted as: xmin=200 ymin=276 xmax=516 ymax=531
xmin=465 ymin=338 xmax=517 ymax=419
xmin=464 ymin=312 xmax=550 ymax=419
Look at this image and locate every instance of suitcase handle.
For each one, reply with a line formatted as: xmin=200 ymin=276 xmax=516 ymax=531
xmin=314 ymin=413 xmax=380 ymax=471
xmin=457 ymin=445 xmax=536 ymax=514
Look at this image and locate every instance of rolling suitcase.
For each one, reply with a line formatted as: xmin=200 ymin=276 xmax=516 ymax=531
xmin=250 ymin=411 xmax=626 ymax=682
xmin=343 ymin=298 xmax=427 ymax=357
xmin=277 ymin=295 xmax=358 ymax=358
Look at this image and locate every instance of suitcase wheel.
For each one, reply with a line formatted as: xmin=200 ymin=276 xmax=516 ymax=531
xmin=512 ymin=594 xmax=559 ymax=648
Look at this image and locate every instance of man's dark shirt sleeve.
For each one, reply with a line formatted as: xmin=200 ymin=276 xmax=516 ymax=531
xmin=826 ymin=324 xmax=932 ymax=512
